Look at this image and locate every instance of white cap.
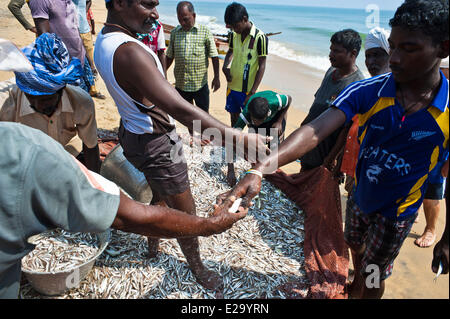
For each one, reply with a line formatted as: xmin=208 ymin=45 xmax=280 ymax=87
xmin=440 ymin=57 xmax=449 ymax=69
xmin=0 ymin=38 xmax=33 ymax=72
xmin=365 ymin=27 xmax=390 ymax=54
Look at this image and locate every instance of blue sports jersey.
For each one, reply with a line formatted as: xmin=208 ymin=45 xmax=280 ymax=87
xmin=334 ymin=71 xmax=449 ymax=220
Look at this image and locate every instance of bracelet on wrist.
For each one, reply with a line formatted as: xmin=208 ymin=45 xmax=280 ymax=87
xmin=245 ymin=169 xmax=263 ymax=179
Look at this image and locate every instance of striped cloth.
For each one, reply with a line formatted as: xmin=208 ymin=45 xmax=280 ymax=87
xmin=166 ymin=23 xmax=218 ymax=92
xmin=15 ymin=33 xmax=83 ymax=96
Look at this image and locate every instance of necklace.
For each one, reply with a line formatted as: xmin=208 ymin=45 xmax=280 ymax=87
xmin=104 ymin=23 xmax=136 ymax=38
xmin=398 ymin=80 xmax=440 ymax=128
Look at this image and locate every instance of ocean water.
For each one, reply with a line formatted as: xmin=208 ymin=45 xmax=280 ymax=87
xmin=157 ymin=1 xmax=395 ymax=76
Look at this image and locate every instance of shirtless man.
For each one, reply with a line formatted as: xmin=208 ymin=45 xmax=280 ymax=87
xmin=94 ymin=0 xmax=269 ymax=291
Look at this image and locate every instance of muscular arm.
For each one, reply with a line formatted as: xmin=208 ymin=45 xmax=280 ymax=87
xmin=8 ymin=0 xmax=34 ymax=31
xmin=218 ymin=107 xmax=348 ymax=207
xmin=113 ymin=43 xmax=249 ymax=145
xmin=111 ymin=192 xmax=246 ymax=238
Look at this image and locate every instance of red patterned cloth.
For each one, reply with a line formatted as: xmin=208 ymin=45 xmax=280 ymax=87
xmin=268 ymin=167 xmax=348 ymax=299
xmin=271 ymin=127 xmax=351 ymax=299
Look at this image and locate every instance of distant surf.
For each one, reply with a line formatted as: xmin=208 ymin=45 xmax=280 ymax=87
xmin=157 ymin=1 xmax=394 ymax=76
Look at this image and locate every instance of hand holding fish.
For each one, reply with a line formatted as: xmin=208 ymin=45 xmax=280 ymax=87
xmin=432 ymin=235 xmax=449 ymax=277
xmin=211 ymin=195 xmax=248 ymax=232
xmin=217 ymin=170 xmax=262 ymax=210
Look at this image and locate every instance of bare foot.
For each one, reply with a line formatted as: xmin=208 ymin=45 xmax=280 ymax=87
xmin=414 ymin=230 xmax=436 ymax=248
xmin=192 ymin=267 xmax=223 ymax=291
xmin=147 ymin=237 xmax=160 ymax=258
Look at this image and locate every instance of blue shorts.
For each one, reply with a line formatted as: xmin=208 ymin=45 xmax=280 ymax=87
xmin=225 ymin=89 xmax=247 ymax=114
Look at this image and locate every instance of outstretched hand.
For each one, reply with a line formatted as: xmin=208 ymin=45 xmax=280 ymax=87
xmin=210 ymin=195 xmax=248 ymax=233
xmin=217 ymin=173 xmax=262 ymax=211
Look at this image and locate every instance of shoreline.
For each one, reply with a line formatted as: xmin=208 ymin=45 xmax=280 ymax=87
xmin=0 ymin=1 xmax=448 ymax=299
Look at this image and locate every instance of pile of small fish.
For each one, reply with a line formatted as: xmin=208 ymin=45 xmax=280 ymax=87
xmin=21 ymin=229 xmax=100 ymax=273
xmin=20 ymin=130 xmax=307 ymax=299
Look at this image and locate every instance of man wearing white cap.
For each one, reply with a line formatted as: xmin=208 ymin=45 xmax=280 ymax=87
xmin=365 ymin=27 xmax=391 ymax=77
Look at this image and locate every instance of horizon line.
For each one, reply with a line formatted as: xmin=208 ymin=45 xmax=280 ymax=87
xmin=179 ymin=0 xmax=398 ymax=11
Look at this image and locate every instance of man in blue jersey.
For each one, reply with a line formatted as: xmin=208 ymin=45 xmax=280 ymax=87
xmin=221 ymin=0 xmax=449 ymax=299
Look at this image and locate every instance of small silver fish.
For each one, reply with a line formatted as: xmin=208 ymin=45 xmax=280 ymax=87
xmin=228 ymin=198 xmax=242 ymax=213
xmin=434 ymin=261 xmax=443 ymax=283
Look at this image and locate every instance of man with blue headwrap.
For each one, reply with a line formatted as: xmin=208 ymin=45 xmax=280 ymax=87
xmin=0 ymin=33 xmax=101 ymax=173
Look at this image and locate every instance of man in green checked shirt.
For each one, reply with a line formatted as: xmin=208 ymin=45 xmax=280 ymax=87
xmin=227 ymin=90 xmax=292 ymax=186
xmin=166 ymin=1 xmax=220 ymax=113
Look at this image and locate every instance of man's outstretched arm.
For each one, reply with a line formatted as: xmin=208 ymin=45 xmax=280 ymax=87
xmin=112 ymin=192 xmax=247 ymax=238
xmin=113 ymin=42 xmax=270 ymax=153
xmin=220 ymin=107 xmax=347 ymax=206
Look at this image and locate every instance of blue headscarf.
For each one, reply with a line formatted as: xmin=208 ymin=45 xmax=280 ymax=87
xmin=15 ymin=33 xmax=83 ymax=96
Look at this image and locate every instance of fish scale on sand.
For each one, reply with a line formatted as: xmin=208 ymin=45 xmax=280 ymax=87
xmin=20 ymin=132 xmax=307 ymax=299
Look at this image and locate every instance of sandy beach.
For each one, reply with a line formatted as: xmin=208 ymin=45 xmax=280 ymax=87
xmin=0 ymin=0 xmax=447 ymax=299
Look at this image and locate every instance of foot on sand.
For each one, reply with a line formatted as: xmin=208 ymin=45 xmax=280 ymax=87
xmin=414 ymin=230 xmax=436 ymax=248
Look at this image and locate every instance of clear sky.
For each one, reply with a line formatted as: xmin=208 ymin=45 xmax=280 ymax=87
xmin=192 ymin=0 xmax=405 ymax=11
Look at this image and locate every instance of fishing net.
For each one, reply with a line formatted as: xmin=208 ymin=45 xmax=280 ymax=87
xmin=95 ymin=129 xmax=351 ymax=299
xmin=267 ymin=127 xmax=350 ymax=299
